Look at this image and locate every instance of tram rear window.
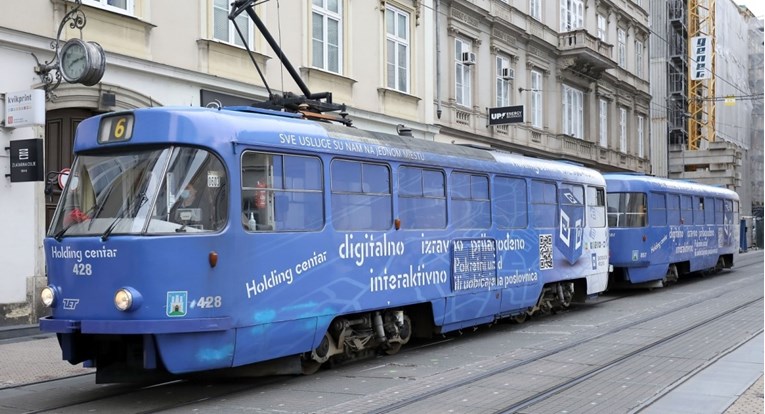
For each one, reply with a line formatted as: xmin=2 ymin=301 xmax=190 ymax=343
xmin=98 ymin=114 xmax=134 ymax=143
xmin=607 ymin=192 xmax=646 ymax=228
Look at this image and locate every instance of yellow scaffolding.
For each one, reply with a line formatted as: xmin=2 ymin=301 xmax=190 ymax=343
xmin=688 ymin=0 xmax=716 ymax=151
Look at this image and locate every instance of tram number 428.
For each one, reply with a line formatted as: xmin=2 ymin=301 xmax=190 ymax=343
xmin=72 ymin=263 xmax=93 ymax=276
xmin=190 ymin=296 xmax=222 ymax=309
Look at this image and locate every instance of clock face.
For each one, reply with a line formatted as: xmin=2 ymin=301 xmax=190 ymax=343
xmin=60 ymin=39 xmax=88 ymax=82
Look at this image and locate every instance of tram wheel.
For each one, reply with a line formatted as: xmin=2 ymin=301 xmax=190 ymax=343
xmin=383 ymin=342 xmax=402 ymax=355
xmin=513 ymin=313 xmax=528 ymax=324
xmin=300 ymin=358 xmax=322 ymax=375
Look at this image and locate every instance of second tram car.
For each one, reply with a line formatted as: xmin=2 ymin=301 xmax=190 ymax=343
xmin=40 ymin=106 xmax=610 ymax=382
xmin=605 ymin=173 xmax=739 ymax=287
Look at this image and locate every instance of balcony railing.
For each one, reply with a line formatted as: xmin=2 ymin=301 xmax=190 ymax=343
xmin=558 ymin=29 xmax=616 ymax=76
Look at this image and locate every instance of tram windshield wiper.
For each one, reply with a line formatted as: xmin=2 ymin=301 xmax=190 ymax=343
xmin=54 ymin=203 xmax=99 ymax=242
xmin=101 ymin=192 xmax=148 ymax=241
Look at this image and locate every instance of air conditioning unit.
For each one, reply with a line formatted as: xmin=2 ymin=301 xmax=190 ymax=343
xmin=462 ymin=52 xmax=476 ymax=66
xmin=502 ymin=67 xmax=515 ymax=80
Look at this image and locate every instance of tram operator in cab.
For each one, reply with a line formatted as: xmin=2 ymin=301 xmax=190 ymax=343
xmin=171 ymin=181 xmax=214 ymax=230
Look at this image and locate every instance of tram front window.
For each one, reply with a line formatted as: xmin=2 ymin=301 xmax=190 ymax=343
xmin=607 ymin=192 xmax=646 ymax=228
xmin=49 ymin=147 xmax=228 ymax=238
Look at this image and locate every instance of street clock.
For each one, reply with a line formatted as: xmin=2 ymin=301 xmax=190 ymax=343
xmin=59 ymin=38 xmax=106 ymax=86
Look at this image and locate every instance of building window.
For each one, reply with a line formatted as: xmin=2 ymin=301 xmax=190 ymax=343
xmin=617 ymin=29 xmax=626 ymax=68
xmin=599 ymin=98 xmax=608 ymax=147
xmin=531 ymin=0 xmax=541 ymax=20
xmin=531 ymin=70 xmax=543 ymax=128
xmin=560 ymin=0 xmax=584 ymax=32
xmin=455 ymin=38 xmax=473 ymax=107
xmin=496 ymin=56 xmax=512 ymax=107
xmin=597 ymin=14 xmax=607 ymax=41
xmin=637 ymin=115 xmax=645 ymax=158
xmin=563 ymin=85 xmax=583 ymax=139
xmin=214 ymin=0 xmax=252 ymax=47
xmin=84 ymin=0 xmax=134 ymax=14
xmin=312 ymin=0 xmax=342 ymax=74
xmin=386 ymin=5 xmax=410 ymax=93
xmin=619 ymin=107 xmax=627 ymax=153
xmin=635 ymin=41 xmax=644 ymax=77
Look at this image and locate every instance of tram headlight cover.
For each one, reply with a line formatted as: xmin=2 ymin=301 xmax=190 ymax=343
xmin=41 ymin=286 xmax=57 ymax=308
xmin=114 ymin=287 xmax=142 ymax=312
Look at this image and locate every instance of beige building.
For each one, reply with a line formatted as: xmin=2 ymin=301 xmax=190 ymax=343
xmin=1 ymin=0 xmax=653 ymax=324
xmin=433 ymin=0 xmax=651 ymax=174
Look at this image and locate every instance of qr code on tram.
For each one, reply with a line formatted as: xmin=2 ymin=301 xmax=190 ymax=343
xmin=539 ymin=234 xmax=553 ymax=270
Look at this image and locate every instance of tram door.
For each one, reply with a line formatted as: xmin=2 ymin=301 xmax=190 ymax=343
xmin=44 ymin=108 xmax=96 ymax=228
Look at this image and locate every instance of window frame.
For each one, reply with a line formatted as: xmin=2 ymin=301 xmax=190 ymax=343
xmin=398 ymin=165 xmax=446 ymax=229
xmin=330 ymin=159 xmax=392 ymax=231
xmin=560 ymin=0 xmax=584 ymax=32
xmin=241 ymin=151 xmax=325 ymax=232
xmin=83 ymin=0 xmax=135 ymax=15
xmin=455 ymin=37 xmax=473 ymax=108
xmin=385 ymin=4 xmax=410 ymax=94
xmin=450 ymin=171 xmax=491 ymax=229
xmin=312 ymin=0 xmax=343 ymax=74
xmin=637 ymin=115 xmax=645 ymax=158
xmin=530 ymin=0 xmax=542 ymax=20
xmin=562 ymin=84 xmax=584 ymax=139
xmin=496 ymin=55 xmax=512 ymax=107
xmin=617 ymin=28 xmax=627 ymax=68
xmin=531 ymin=70 xmax=543 ymax=128
xmin=213 ymin=0 xmax=254 ymax=47
xmin=599 ymin=98 xmax=608 ymax=147
xmin=597 ymin=14 xmax=607 ymax=41
xmin=494 ymin=175 xmax=529 ymax=229
xmin=617 ymin=107 xmax=628 ymax=153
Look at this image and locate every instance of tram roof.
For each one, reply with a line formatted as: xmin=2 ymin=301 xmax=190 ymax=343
xmin=604 ymin=173 xmax=739 ymax=200
xmin=74 ymin=106 xmax=604 ymax=184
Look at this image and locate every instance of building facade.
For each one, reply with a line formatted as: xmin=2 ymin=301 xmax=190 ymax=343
xmin=433 ymin=0 xmax=651 ymax=173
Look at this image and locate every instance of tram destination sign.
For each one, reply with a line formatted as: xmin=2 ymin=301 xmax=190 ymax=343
xmin=9 ymin=139 xmax=44 ymax=182
xmin=488 ymin=105 xmax=524 ymax=126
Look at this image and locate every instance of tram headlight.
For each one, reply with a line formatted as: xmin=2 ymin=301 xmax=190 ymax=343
xmin=41 ymin=286 xmax=57 ymax=308
xmin=114 ymin=287 xmax=142 ymax=312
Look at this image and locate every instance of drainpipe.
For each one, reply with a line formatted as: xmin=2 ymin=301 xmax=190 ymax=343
xmin=435 ymin=0 xmax=442 ymax=119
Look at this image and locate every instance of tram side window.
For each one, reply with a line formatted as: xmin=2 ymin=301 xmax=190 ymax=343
xmin=667 ymin=194 xmax=681 ymax=225
xmin=703 ymin=197 xmax=714 ymax=224
xmin=531 ymin=180 xmax=556 ymax=228
xmin=451 ymin=172 xmax=490 ymax=229
xmin=714 ymin=198 xmax=723 ymax=224
xmin=724 ymin=199 xmax=734 ymax=225
xmin=332 ymin=160 xmax=392 ymax=230
xmin=586 ymin=186 xmax=606 ymax=228
xmin=241 ymin=152 xmax=323 ymax=232
xmin=680 ymin=195 xmax=692 ymax=224
xmin=693 ymin=196 xmax=705 ymax=225
xmin=494 ymin=176 xmax=528 ymax=229
xmin=607 ymin=192 xmax=646 ymax=227
xmin=649 ymin=193 xmax=667 ymax=226
xmin=398 ymin=166 xmax=446 ymax=229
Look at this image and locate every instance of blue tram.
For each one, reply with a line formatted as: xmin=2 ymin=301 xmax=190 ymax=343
xmin=40 ymin=106 xmax=609 ymax=382
xmin=605 ymin=173 xmax=739 ymax=287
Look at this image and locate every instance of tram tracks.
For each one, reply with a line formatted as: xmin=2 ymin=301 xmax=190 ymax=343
xmin=337 ymin=273 xmax=763 ymax=414
xmin=5 ymin=261 xmax=761 ymax=413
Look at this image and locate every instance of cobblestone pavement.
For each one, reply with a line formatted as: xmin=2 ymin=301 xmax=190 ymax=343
xmin=0 ymin=335 xmax=91 ymax=389
xmin=724 ymin=375 xmax=764 ymax=414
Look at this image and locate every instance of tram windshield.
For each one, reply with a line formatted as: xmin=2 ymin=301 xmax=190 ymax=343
xmin=49 ymin=147 xmax=228 ymax=238
xmin=607 ymin=192 xmax=646 ymax=228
